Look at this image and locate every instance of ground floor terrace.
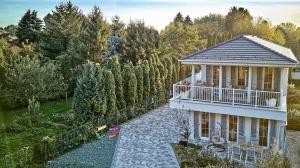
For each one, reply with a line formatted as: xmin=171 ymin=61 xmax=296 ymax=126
xmin=48 ymin=104 xmax=299 ymax=167
xmin=189 ymin=111 xmax=287 ymax=152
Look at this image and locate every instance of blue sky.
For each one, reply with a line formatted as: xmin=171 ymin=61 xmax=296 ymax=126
xmin=0 ymin=0 xmax=300 ymax=30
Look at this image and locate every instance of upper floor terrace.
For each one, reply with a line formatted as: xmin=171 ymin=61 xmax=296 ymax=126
xmin=170 ymin=35 xmax=299 ymax=121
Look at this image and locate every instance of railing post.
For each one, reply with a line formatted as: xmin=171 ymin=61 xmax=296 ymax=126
xmin=232 ymin=88 xmax=235 ymax=106
xmin=255 ymin=90 xmax=258 ymax=108
xmin=211 ymin=87 xmax=213 ymax=103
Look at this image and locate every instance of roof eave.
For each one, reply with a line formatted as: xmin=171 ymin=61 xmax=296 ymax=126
xmin=179 ymin=59 xmax=298 ymax=67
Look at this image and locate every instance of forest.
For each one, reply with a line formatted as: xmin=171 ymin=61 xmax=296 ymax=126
xmin=0 ymin=1 xmax=300 ymax=166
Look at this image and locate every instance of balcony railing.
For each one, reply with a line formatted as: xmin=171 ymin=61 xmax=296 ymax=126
xmin=173 ymin=84 xmax=281 ymax=109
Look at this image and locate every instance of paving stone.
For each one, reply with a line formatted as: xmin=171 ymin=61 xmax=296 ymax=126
xmin=112 ymin=105 xmax=184 ymax=168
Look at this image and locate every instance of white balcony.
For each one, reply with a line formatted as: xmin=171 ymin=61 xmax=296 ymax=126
xmin=173 ymin=85 xmax=281 ymax=109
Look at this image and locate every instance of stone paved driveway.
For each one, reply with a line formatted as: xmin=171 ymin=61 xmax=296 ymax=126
xmin=112 ymin=105 xmax=184 ymax=168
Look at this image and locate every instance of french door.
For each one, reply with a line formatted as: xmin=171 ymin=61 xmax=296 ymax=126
xmin=259 ymin=119 xmax=269 ymax=146
xmin=229 ymin=115 xmax=238 ymax=142
xmin=201 ymin=112 xmax=209 ymax=138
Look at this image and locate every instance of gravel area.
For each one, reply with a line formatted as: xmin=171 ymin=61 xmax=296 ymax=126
xmin=112 ymin=105 xmax=184 ymax=168
xmin=287 ymin=131 xmax=300 ymax=168
xmin=48 ymin=133 xmax=118 ymax=168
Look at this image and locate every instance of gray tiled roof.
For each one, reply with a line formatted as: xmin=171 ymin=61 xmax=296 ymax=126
xmin=180 ymin=35 xmax=299 ymax=66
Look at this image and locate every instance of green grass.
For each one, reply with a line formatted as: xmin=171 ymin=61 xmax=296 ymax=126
xmin=0 ymin=98 xmax=73 ymax=157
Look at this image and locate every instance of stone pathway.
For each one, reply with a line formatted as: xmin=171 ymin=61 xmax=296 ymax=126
xmin=112 ymin=105 xmax=184 ymax=168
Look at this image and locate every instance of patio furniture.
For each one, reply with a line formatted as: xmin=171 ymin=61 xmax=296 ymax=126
xmin=207 ymin=129 xmax=225 ymax=152
xmin=230 ymin=144 xmax=242 ymax=162
xmin=245 ymin=146 xmax=256 ymax=165
xmin=266 ymin=98 xmax=277 ymax=107
xmin=238 ymin=135 xmax=246 ymax=144
xmin=250 ymin=137 xmax=259 ymax=145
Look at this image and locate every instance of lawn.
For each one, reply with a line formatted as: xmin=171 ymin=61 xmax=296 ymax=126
xmin=0 ymin=98 xmax=73 ymax=158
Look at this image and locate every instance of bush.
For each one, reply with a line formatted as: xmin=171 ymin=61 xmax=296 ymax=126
xmin=257 ymin=153 xmax=290 ymax=168
xmin=288 ymin=84 xmax=300 ymax=105
xmin=51 ymin=109 xmax=76 ymax=126
xmin=173 ymin=143 xmax=243 ymax=168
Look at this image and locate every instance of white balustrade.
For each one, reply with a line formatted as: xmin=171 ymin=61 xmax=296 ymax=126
xmin=172 ymin=84 xmax=280 ymax=109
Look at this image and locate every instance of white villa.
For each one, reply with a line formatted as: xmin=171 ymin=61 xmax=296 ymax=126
xmin=170 ymin=35 xmax=299 ymax=153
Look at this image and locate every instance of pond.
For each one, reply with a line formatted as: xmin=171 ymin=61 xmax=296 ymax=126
xmin=48 ymin=132 xmax=118 ymax=168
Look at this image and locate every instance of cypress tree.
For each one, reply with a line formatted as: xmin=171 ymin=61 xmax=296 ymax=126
xmin=164 ymin=57 xmax=173 ymax=98
xmin=107 ymin=57 xmax=126 ymax=110
xmin=135 ymin=65 xmax=144 ymax=105
xmin=94 ymin=67 xmax=107 ymax=124
xmin=142 ymin=61 xmax=150 ymax=102
xmin=149 ymin=64 xmax=156 ymax=99
xmin=122 ymin=63 xmax=137 ymax=109
xmin=73 ymin=62 xmax=98 ymax=120
xmin=172 ymin=64 xmax=178 ymax=84
xmin=103 ymin=69 xmax=118 ymax=125
xmin=179 ymin=64 xmax=187 ymax=81
xmin=157 ymin=63 xmax=166 ymax=102
xmin=154 ymin=65 xmax=162 ymax=103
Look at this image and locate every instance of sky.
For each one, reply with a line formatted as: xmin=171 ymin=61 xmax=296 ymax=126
xmin=0 ymin=0 xmax=300 ymax=31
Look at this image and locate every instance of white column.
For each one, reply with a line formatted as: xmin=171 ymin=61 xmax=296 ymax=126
xmin=226 ymin=66 xmax=231 ymax=87
xmin=219 ymin=66 xmax=223 ymax=101
xmin=244 ymin=117 xmax=252 ymax=143
xmin=267 ymin=119 xmax=271 ymax=147
xmin=271 ymin=68 xmax=275 ymax=90
xmin=252 ymin=67 xmax=257 ymax=89
xmin=262 ymin=67 xmax=265 ymax=90
xmin=247 ymin=67 xmax=252 ymax=103
xmin=280 ymin=68 xmax=288 ymax=111
xmin=215 ymin=114 xmax=222 ymax=131
xmin=191 ymin=65 xmax=195 ymax=99
xmin=189 ymin=111 xmax=195 ymax=140
xmin=191 ymin=65 xmax=195 ymax=86
xmin=201 ymin=65 xmax=206 ymax=83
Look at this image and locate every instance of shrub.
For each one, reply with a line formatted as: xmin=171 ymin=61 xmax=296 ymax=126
xmin=257 ymin=146 xmax=291 ymax=168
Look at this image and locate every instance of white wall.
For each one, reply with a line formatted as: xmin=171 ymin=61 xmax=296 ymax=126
xmin=291 ymin=72 xmax=300 ymax=80
xmin=170 ymin=99 xmax=287 ymax=121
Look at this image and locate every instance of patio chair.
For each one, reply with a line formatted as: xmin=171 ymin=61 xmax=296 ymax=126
xmin=245 ymin=147 xmax=256 ymax=165
xmin=250 ymin=137 xmax=259 ymax=145
xmin=238 ymin=135 xmax=246 ymax=145
xmin=231 ymin=144 xmax=242 ymax=162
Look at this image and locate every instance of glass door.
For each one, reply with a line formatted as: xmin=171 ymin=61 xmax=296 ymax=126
xmin=201 ymin=112 xmax=209 ymax=138
xmin=229 ymin=115 xmax=238 ymax=142
xmin=259 ymin=119 xmax=269 ymax=146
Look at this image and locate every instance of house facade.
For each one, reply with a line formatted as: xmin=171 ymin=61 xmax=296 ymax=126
xmin=170 ymin=35 xmax=299 ymax=151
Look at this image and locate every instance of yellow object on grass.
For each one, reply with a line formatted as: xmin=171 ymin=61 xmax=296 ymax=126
xmin=97 ymin=125 xmax=107 ymax=132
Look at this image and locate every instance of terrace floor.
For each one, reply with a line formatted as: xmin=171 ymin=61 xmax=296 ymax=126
xmin=111 ymin=105 xmax=183 ymax=168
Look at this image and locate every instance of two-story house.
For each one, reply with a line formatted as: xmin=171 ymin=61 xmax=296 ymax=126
xmin=170 ymin=35 xmax=299 ymax=152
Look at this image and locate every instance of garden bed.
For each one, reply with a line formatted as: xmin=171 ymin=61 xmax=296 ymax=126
xmin=172 ymin=143 xmax=244 ymax=168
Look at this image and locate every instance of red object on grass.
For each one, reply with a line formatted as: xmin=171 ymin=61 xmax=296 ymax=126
xmin=109 ymin=133 xmax=119 ymax=140
xmin=109 ymin=127 xmax=120 ymax=131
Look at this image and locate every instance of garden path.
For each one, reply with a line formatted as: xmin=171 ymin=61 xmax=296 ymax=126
xmin=112 ymin=105 xmax=183 ymax=168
